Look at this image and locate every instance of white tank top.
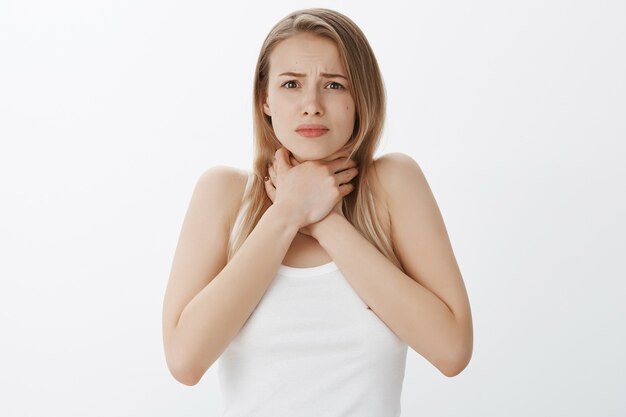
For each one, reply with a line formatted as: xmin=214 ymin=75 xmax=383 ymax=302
xmin=218 ymin=171 xmax=408 ymax=417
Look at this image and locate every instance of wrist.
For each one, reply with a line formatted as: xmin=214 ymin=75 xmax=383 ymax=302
xmin=265 ymin=204 xmax=302 ymax=235
xmin=311 ymin=212 xmax=344 ymax=241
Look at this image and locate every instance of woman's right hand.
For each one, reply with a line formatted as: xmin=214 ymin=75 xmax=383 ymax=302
xmin=265 ymin=147 xmax=359 ymax=229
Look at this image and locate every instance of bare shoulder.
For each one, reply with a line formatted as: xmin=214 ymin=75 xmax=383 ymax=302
xmin=197 ymin=165 xmax=248 ymax=191
xmin=371 ymin=152 xmax=424 ymax=181
xmin=195 ymin=165 xmax=251 ymax=229
xmin=365 ymin=153 xmax=414 ymax=237
xmin=368 ymin=152 xmax=423 ymax=203
xmin=373 ymin=152 xmax=457 ymax=278
xmin=370 ymin=152 xmax=428 ymax=210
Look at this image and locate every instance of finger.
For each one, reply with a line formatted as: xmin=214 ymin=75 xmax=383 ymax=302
xmin=321 ymin=151 xmax=348 ymax=163
xmin=289 ymin=155 xmax=300 ymax=166
xmin=274 ymin=147 xmax=293 ymax=174
xmin=336 ymin=166 xmax=359 ymax=186
xmin=329 ymin=156 xmax=357 ymax=173
xmin=335 ymin=168 xmax=359 ymax=184
xmin=328 ymin=146 xmax=352 ymax=161
xmin=338 ymin=181 xmax=356 ymax=198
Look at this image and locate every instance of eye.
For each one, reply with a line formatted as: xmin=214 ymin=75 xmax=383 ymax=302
xmin=327 ymin=81 xmax=345 ymax=90
xmin=281 ymin=80 xmax=299 ymax=89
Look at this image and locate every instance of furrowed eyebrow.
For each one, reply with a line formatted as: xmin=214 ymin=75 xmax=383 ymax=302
xmin=277 ymin=71 xmax=348 ymax=81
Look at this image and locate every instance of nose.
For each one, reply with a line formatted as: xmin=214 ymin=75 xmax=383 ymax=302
xmin=301 ymin=86 xmax=324 ymax=116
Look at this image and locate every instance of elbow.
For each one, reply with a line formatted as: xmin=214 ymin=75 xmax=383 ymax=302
xmin=163 ymin=326 xmax=206 ymax=386
xmin=173 ymin=367 xmax=201 ymax=386
xmin=440 ymin=356 xmax=470 ymax=378
xmin=169 ymin=361 xmax=202 ymax=386
xmin=165 ymin=353 xmax=203 ymax=386
xmin=439 ymin=314 xmax=473 ymax=377
xmin=440 ymin=335 xmax=473 ymax=377
xmin=164 ymin=336 xmax=217 ymax=386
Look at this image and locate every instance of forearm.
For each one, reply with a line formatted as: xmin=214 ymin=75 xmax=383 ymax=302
xmin=172 ymin=204 xmax=299 ymax=384
xmin=313 ymin=213 xmax=470 ymax=376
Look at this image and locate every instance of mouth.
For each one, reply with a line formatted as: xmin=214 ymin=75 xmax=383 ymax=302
xmin=296 ymin=129 xmax=329 ymax=138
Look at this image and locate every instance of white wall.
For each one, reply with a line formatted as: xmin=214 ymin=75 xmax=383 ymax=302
xmin=1 ymin=0 xmax=624 ymax=416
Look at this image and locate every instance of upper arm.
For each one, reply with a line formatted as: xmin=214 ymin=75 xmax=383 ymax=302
xmin=377 ymin=153 xmax=473 ymax=326
xmin=162 ymin=166 xmax=242 ymax=357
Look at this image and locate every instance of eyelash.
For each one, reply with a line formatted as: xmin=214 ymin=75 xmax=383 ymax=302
xmin=281 ymin=80 xmax=345 ymax=90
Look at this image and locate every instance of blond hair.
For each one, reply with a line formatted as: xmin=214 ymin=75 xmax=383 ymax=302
xmin=228 ymin=7 xmax=403 ymax=272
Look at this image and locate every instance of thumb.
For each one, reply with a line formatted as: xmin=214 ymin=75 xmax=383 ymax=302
xmin=289 ymin=154 xmax=301 ymax=166
xmin=274 ymin=147 xmax=293 ymax=174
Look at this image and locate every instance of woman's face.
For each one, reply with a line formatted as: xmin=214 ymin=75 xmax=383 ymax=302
xmin=263 ymin=32 xmax=356 ymax=162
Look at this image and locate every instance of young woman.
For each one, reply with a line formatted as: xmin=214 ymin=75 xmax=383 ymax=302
xmin=162 ymin=8 xmax=473 ymax=416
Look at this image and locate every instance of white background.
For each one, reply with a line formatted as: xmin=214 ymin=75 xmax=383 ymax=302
xmin=1 ymin=1 xmax=625 ymax=416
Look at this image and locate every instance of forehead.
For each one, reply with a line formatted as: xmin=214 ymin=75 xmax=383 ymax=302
xmin=269 ymin=33 xmax=345 ymax=75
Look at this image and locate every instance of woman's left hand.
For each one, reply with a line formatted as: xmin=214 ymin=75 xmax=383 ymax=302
xmin=264 ymin=148 xmax=356 ymax=238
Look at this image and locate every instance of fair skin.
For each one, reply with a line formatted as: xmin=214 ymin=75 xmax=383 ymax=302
xmin=267 ymin=152 xmax=474 ymax=376
xmin=161 ymin=32 xmax=472 ymax=385
xmin=262 ymin=32 xmax=360 ymax=236
xmin=160 ymin=34 xmax=362 ymax=386
xmin=263 ymin=32 xmax=356 ymax=163
xmin=264 ymin=34 xmax=474 ymax=375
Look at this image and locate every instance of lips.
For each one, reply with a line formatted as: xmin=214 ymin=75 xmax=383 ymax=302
xmin=296 ymin=124 xmax=329 ymax=131
xmin=296 ymin=129 xmax=328 ymax=138
xmin=295 ymin=123 xmax=329 ymax=138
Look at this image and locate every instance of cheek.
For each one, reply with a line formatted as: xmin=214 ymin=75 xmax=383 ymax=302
xmin=344 ymin=100 xmax=356 ymax=123
xmin=335 ymin=96 xmax=353 ymax=114
xmin=345 ymin=97 xmax=355 ymax=115
xmin=272 ymin=96 xmax=293 ymax=115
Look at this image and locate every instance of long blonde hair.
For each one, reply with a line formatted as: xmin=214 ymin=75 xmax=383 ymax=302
xmin=228 ymin=7 xmax=403 ymax=272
